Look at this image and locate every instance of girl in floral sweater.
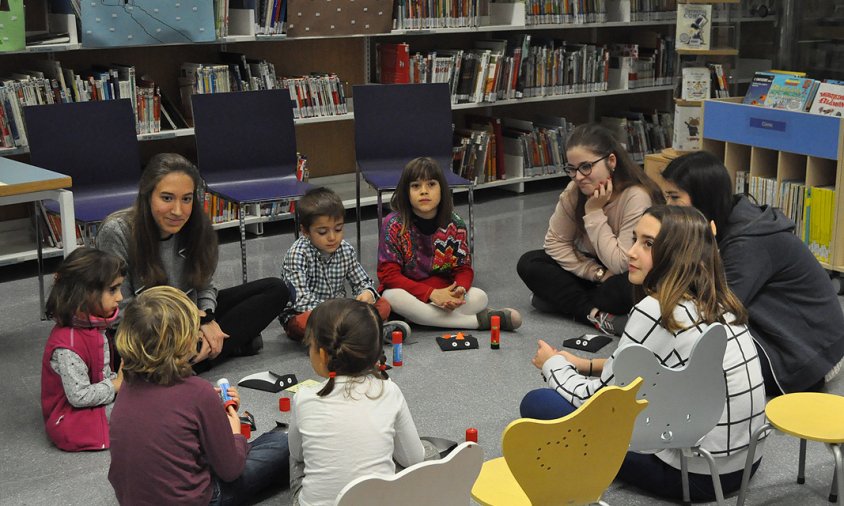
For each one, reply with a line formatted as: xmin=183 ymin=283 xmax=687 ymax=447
xmin=377 ymin=157 xmax=521 ymax=331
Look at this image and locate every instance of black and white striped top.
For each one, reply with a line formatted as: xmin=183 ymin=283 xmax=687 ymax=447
xmin=541 ymin=296 xmax=767 ymax=474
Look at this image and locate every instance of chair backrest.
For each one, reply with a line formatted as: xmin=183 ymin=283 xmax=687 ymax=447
xmin=353 ymin=83 xmax=453 ymax=175
xmin=614 ymin=323 xmax=729 ymax=451
xmin=191 ymin=89 xmax=297 ymax=183
xmin=501 ymin=378 xmax=647 ymax=506
xmin=334 ymin=442 xmax=484 ymax=506
xmin=25 ymin=100 xmax=141 ymax=188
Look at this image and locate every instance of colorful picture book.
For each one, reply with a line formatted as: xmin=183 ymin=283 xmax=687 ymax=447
xmin=676 ymin=4 xmax=711 ymax=50
xmin=81 ymin=0 xmax=216 ymax=47
xmin=809 ymin=82 xmax=844 ymax=117
xmin=742 ymin=72 xmax=776 ymax=106
xmin=763 ymin=75 xmax=819 ymax=112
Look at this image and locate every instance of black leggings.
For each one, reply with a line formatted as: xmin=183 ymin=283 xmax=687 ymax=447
xmin=214 ymin=276 xmax=290 ymax=360
xmin=517 ymin=249 xmax=634 ymax=321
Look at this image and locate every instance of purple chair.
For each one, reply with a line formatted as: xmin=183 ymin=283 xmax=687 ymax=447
xmin=192 ymin=89 xmax=312 ymax=284
xmin=25 ymin=99 xmax=142 ymax=230
xmin=352 ymin=83 xmax=474 ymax=256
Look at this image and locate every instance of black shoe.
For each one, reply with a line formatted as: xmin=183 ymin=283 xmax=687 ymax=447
xmin=238 ymin=334 xmax=264 ymax=356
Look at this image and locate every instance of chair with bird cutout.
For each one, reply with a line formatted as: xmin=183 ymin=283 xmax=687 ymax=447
xmin=471 ymin=377 xmax=646 ymax=506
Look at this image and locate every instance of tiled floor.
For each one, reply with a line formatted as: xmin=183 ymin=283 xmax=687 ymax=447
xmin=1 ymin=182 xmax=841 ymax=505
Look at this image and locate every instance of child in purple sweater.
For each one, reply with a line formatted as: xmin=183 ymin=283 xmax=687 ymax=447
xmin=108 ymin=286 xmax=289 ymax=505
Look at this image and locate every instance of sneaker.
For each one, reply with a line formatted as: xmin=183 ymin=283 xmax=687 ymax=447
xmin=383 ymin=320 xmax=411 ymax=344
xmin=826 ymin=356 xmax=844 ymax=383
xmin=587 ymin=312 xmax=627 ymax=337
xmin=530 ymin=294 xmax=557 ymax=313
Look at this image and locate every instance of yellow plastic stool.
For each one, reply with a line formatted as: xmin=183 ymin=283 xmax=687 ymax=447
xmin=737 ymin=393 xmax=844 ymax=505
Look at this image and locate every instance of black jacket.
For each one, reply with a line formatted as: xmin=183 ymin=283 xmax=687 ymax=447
xmin=720 ymin=196 xmax=844 ymax=393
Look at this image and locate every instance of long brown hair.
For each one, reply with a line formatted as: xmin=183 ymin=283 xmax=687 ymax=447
xmin=123 ymin=153 xmax=218 ymax=289
xmin=565 ymin=123 xmax=664 ymax=237
xmin=116 ymin=286 xmax=199 ymax=386
xmin=637 ymin=205 xmax=747 ymax=332
xmin=303 ymin=298 xmax=388 ymax=397
xmin=46 ymin=247 xmax=127 ymax=326
xmin=390 ymin=157 xmax=454 ymax=233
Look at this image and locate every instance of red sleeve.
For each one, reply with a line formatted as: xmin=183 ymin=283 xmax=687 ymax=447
xmin=378 ymin=261 xmax=434 ymax=302
xmin=452 ymin=264 xmax=474 ymax=290
xmin=194 ymin=381 xmax=248 ymax=482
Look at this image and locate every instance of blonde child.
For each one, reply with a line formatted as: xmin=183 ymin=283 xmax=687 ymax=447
xmin=281 ymin=187 xmax=410 ymax=342
xmin=522 ymin=206 xmax=765 ymax=501
xmin=41 ymin=247 xmax=126 ymax=452
xmin=289 ymin=298 xmax=424 ymax=505
xmin=377 ymin=156 xmax=521 ymax=330
xmin=108 ymin=286 xmax=289 ymax=505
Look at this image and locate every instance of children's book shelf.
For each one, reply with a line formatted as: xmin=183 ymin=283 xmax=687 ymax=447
xmin=0 ymin=1 xmax=776 ymax=267
xmin=701 ymin=97 xmax=844 ymax=272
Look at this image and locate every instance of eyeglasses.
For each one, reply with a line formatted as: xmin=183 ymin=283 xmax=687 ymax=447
xmin=562 ymin=154 xmax=611 ymax=178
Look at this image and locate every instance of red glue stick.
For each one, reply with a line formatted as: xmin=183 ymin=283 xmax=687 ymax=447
xmin=466 ymin=427 xmax=478 ymax=443
xmin=490 ymin=315 xmax=500 ymax=350
xmin=392 ymin=330 xmax=403 ymax=366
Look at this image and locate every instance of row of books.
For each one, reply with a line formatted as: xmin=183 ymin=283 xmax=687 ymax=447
xmin=393 ymin=0 xmax=481 ymax=30
xmin=738 ymin=173 xmax=835 ymax=264
xmin=502 ymin=115 xmax=575 ymax=178
xmin=524 ymin=0 xmax=607 ymax=25
xmin=178 ymin=53 xmax=348 ymax=123
xmin=629 ymin=0 xmax=677 ymax=21
xmin=680 ymin=64 xmax=730 ymax=101
xmin=36 ymin=202 xmax=89 ymax=249
xmin=608 ymin=39 xmax=675 ymax=90
xmin=602 ymin=109 xmax=674 ymax=163
xmin=743 ymin=70 xmax=844 ymax=117
xmin=0 ymin=63 xmax=180 ymax=149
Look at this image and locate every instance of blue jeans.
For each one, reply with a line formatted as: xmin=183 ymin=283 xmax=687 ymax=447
xmin=210 ymin=431 xmax=290 ymax=506
xmin=518 ymin=388 xmax=761 ymax=502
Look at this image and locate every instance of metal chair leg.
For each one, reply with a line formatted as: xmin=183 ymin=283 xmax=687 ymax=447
xmin=468 ymin=184 xmax=475 ymax=256
xmin=799 ymin=438 xmax=808 ymax=484
xmin=681 ymin=451 xmax=691 ymax=506
xmin=34 ymin=202 xmax=46 ymax=320
xmin=737 ymin=422 xmax=770 ymax=506
xmin=697 ymin=447 xmax=726 ymax=506
xmin=376 ymin=190 xmax=384 ymax=251
xmin=355 ymin=164 xmax=362 ymax=261
xmin=238 ymin=203 xmax=247 ymax=285
xmin=829 ymin=444 xmax=842 ymax=503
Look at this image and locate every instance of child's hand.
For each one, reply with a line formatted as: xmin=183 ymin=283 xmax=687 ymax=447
xmin=225 ymin=405 xmax=241 ymax=435
xmin=449 ymin=284 xmax=467 ymax=300
xmin=532 ymin=339 xmax=560 ymax=369
xmin=356 ymin=291 xmax=376 ymax=304
xmin=199 ymin=321 xmax=230 ymax=359
xmin=214 ymin=385 xmax=241 ymax=411
xmin=430 ymin=283 xmax=465 ymax=311
xmin=112 ymin=362 xmax=124 ymax=393
xmin=585 ymin=178 xmax=613 ymax=214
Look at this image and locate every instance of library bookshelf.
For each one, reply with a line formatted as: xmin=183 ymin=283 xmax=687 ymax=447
xmin=701 ymin=98 xmax=844 ymax=272
xmin=0 ymin=1 xmax=773 ymax=265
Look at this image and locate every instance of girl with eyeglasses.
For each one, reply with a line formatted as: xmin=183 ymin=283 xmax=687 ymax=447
xmin=517 ymin=123 xmax=663 ymax=335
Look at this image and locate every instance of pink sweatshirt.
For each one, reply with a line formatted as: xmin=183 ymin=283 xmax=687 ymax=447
xmin=543 ymin=181 xmax=653 ymax=280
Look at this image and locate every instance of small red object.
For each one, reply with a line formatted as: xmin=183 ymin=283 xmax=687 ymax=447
xmin=224 ymin=400 xmax=237 ymax=411
xmin=392 ymin=330 xmax=403 ymax=366
xmin=279 ymin=397 xmax=291 ymax=412
xmin=466 ymin=427 xmax=478 ymax=443
xmin=240 ymin=422 xmax=251 ymax=439
xmin=490 ymin=315 xmax=501 ymax=350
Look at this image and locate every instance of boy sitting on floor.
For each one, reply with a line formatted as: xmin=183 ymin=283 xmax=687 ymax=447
xmin=281 ymin=187 xmax=409 ymax=342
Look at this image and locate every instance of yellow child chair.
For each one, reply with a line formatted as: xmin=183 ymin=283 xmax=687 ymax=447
xmin=471 ymin=378 xmax=647 ymax=506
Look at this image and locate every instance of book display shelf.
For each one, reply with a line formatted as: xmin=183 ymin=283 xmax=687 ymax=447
xmin=699 ymin=98 xmax=842 ymax=273
xmin=0 ymin=0 xmax=774 ymax=266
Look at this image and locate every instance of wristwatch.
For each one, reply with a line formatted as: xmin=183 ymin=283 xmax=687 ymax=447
xmin=594 ymin=267 xmax=606 ymax=282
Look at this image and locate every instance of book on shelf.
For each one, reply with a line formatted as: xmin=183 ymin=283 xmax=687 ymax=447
xmin=676 ymin=3 xmax=711 ymax=51
xmin=465 ymin=114 xmax=506 ymax=181
xmin=672 ymin=103 xmax=702 ymax=152
xmin=394 ymin=0 xmax=479 ymax=30
xmin=762 ymin=75 xmax=819 ymax=112
xmin=681 ymin=67 xmax=710 ymax=100
xmin=809 ymin=82 xmax=844 ymax=117
xmin=80 ymin=0 xmax=216 ymax=47
xmin=452 ymin=127 xmax=490 ymax=184
xmin=742 ymin=71 xmax=775 ymax=106
xmin=524 ymin=0 xmax=607 ymax=25
xmin=376 ymin=43 xmax=411 ymax=84
xmin=709 ymin=63 xmax=729 ymax=98
xmin=36 ymin=201 xmax=87 ymax=248
xmin=0 ymin=0 xmax=25 ymax=53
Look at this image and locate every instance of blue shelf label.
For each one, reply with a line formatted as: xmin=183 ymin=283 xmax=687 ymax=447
xmin=749 ymin=117 xmax=786 ymax=132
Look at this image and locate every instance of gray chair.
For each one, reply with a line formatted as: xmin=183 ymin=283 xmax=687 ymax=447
xmin=614 ymin=323 xmax=730 ymax=505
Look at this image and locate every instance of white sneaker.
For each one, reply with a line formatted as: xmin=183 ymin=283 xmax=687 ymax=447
xmin=383 ymin=320 xmax=411 ymax=344
xmin=826 ymin=356 xmax=844 ymax=383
